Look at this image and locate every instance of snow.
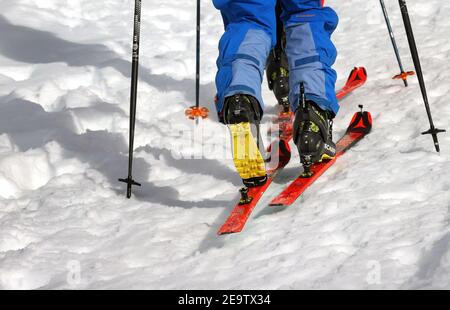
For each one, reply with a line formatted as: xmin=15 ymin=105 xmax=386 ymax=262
xmin=0 ymin=0 xmax=450 ymax=289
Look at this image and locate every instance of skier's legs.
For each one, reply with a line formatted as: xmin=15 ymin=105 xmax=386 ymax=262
xmin=280 ymin=0 xmax=339 ymax=115
xmin=213 ymin=0 xmax=277 ymax=121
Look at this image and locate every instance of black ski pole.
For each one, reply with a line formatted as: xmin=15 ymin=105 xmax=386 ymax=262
xmin=185 ymin=0 xmax=209 ymax=122
xmin=119 ymin=0 xmax=142 ymax=198
xmin=398 ymin=0 xmax=445 ymax=153
xmin=195 ymin=0 xmax=201 ymax=115
xmin=379 ymin=0 xmax=414 ymax=87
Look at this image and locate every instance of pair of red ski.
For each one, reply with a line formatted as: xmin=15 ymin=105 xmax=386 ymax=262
xmin=218 ymin=67 xmax=372 ymax=235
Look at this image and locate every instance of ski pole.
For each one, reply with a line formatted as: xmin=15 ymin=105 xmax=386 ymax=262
xmin=119 ymin=0 xmax=142 ymax=198
xmin=379 ymin=0 xmax=414 ymax=87
xmin=398 ymin=0 xmax=445 ymax=153
xmin=185 ymin=0 xmax=209 ymax=122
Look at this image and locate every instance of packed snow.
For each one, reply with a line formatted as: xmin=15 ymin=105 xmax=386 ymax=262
xmin=0 ymin=0 xmax=449 ymax=289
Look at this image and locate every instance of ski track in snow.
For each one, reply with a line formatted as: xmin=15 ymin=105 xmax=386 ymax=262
xmin=0 ymin=0 xmax=450 ymax=289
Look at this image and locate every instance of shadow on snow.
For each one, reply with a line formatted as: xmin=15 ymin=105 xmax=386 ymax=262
xmin=0 ymin=15 xmax=227 ymax=212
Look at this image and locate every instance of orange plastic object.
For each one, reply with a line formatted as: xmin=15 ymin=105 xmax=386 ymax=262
xmin=393 ymin=71 xmax=415 ymax=81
xmin=185 ymin=106 xmax=209 ymax=120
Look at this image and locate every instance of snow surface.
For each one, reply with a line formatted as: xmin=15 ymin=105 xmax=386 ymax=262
xmin=0 ymin=0 xmax=450 ymax=289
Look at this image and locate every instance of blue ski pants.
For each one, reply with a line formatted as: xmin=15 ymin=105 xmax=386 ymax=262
xmin=213 ymin=0 xmax=339 ymax=118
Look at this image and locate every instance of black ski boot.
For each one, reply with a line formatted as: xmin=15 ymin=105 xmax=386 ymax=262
xmin=293 ymin=85 xmax=336 ymax=178
xmin=266 ymin=48 xmax=290 ymax=111
xmin=266 ymin=3 xmax=290 ymax=112
xmin=223 ymin=94 xmax=267 ymax=187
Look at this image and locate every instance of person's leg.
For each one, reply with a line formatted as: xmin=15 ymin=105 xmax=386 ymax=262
xmin=281 ymin=0 xmax=339 ymax=172
xmin=213 ymin=0 xmax=277 ymax=121
xmin=280 ymin=0 xmax=339 ymax=115
xmin=266 ymin=0 xmax=290 ymax=109
xmin=213 ymin=0 xmax=278 ymax=188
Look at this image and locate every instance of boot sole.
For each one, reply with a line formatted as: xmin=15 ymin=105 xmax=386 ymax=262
xmin=229 ymin=122 xmax=267 ymax=181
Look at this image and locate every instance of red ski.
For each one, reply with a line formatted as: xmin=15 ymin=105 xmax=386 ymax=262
xmin=336 ymin=67 xmax=367 ymax=100
xmin=217 ymin=67 xmax=368 ymax=235
xmin=269 ymin=107 xmax=372 ymax=207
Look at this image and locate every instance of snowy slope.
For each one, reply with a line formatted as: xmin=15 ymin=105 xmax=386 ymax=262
xmin=0 ymin=0 xmax=450 ymax=289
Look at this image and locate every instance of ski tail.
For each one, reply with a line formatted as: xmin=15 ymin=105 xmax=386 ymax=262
xmin=347 ymin=106 xmax=373 ymax=135
xmin=336 ymin=67 xmax=367 ymax=100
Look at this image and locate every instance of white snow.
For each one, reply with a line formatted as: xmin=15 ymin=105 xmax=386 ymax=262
xmin=0 ymin=0 xmax=450 ymax=289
